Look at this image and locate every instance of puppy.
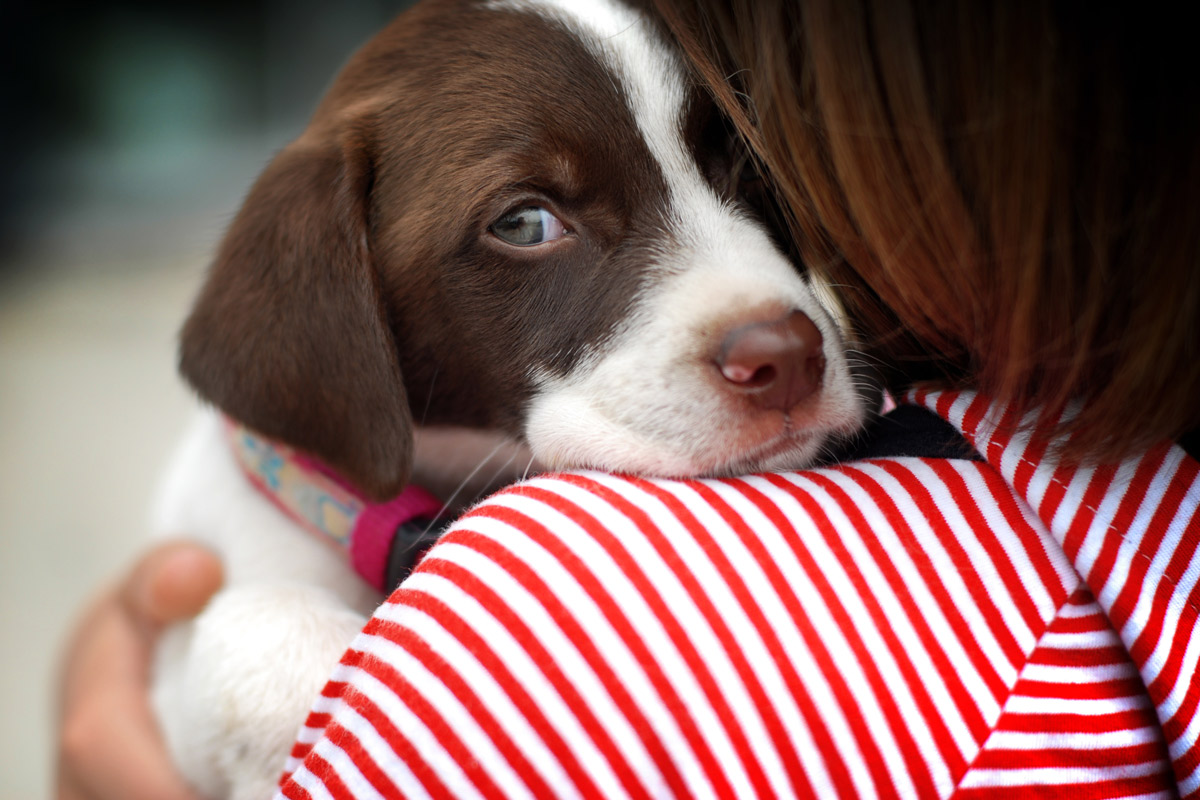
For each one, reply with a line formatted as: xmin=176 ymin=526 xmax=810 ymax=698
xmin=151 ymin=0 xmax=874 ymax=797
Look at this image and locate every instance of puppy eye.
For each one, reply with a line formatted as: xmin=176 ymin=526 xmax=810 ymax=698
xmin=491 ymin=206 xmax=568 ymax=247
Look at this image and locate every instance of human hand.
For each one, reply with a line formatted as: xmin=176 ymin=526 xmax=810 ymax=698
xmin=56 ymin=541 xmax=223 ymax=800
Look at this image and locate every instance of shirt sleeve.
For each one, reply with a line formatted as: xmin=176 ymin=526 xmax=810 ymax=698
xmin=277 ymin=459 xmax=1180 ymax=799
xmin=910 ymin=387 xmax=1200 ymax=797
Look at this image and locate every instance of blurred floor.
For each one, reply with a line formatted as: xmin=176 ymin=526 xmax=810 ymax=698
xmin=0 ymin=252 xmax=204 ymax=798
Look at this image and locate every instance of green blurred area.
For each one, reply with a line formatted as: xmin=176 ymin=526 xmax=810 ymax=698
xmin=1 ymin=0 xmax=414 ymax=274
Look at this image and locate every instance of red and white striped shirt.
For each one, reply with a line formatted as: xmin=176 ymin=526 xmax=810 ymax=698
xmin=278 ymin=389 xmax=1200 ymax=799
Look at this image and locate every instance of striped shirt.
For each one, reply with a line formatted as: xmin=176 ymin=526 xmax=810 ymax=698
xmin=277 ymin=389 xmax=1200 ymax=798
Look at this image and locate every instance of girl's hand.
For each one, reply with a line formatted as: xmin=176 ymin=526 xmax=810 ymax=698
xmin=56 ymin=542 xmax=223 ymax=800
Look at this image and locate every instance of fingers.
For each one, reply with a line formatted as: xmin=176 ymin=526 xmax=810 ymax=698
xmin=58 ymin=649 xmax=203 ymax=800
xmin=56 ymin=541 xmax=222 ymax=800
xmin=119 ymin=541 xmax=224 ymax=638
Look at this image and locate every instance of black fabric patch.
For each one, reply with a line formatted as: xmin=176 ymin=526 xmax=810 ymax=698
xmin=1180 ymin=428 xmax=1200 ymax=461
xmin=836 ymin=405 xmax=981 ymax=463
xmin=385 ymin=518 xmax=448 ymax=591
xmin=840 ymin=408 xmax=1200 ymax=465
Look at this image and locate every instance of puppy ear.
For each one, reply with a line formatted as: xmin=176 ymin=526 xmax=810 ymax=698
xmin=180 ymin=132 xmax=412 ymax=501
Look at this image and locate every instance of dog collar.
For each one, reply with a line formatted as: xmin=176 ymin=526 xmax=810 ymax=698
xmin=225 ymin=419 xmax=445 ymax=592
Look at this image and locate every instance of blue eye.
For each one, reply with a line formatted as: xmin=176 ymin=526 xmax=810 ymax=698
xmin=491 ymin=206 xmax=568 ymax=247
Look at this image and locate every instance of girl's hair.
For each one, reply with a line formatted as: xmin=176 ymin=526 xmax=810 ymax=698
xmin=654 ymin=0 xmax=1199 ymax=461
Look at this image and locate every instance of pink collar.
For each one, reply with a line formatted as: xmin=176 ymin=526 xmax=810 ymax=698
xmin=225 ymin=419 xmax=444 ymax=592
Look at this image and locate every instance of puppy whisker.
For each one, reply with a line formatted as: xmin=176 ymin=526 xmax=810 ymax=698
xmin=419 ymin=365 xmax=440 ymax=426
xmin=481 ymin=448 xmax=521 ymax=496
xmin=420 ymin=438 xmax=512 ymax=536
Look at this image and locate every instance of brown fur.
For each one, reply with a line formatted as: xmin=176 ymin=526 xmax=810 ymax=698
xmin=181 ymin=1 xmax=691 ymax=499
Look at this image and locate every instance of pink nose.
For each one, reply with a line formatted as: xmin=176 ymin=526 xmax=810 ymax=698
xmin=717 ymin=310 xmax=826 ymax=412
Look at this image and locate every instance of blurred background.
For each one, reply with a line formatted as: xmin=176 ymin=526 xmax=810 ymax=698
xmin=0 ymin=1 xmax=412 ymax=795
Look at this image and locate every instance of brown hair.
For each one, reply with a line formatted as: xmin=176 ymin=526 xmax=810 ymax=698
xmin=654 ymin=0 xmax=1200 ymax=461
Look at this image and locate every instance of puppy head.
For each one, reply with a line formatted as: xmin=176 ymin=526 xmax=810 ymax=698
xmin=181 ymin=0 xmax=873 ymax=501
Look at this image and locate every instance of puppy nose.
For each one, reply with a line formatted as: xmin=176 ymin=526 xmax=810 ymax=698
xmin=717 ymin=310 xmax=826 ymax=411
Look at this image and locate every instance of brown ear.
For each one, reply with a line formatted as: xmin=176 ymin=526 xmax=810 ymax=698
xmin=180 ymin=132 xmax=412 ymax=500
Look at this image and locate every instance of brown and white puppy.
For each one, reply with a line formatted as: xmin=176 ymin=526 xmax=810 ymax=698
xmin=152 ymin=0 xmax=874 ymax=797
